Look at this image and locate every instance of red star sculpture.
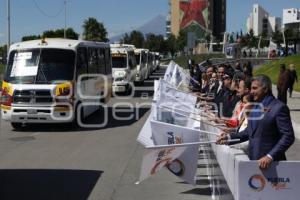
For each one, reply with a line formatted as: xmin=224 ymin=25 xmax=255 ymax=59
xmin=180 ymin=0 xmax=208 ymax=29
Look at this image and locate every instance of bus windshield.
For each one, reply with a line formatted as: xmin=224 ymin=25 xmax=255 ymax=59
xmin=4 ymin=48 xmax=75 ymax=84
xmin=112 ymin=56 xmax=127 ymax=68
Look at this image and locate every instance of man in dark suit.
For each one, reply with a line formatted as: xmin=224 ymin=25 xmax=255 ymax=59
xmin=217 ymin=75 xmax=295 ymax=169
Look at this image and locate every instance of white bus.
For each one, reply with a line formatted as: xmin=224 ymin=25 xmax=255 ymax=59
xmin=134 ymin=48 xmax=148 ymax=84
xmin=1 ymin=38 xmax=112 ymax=129
xmin=148 ymin=52 xmax=155 ymax=74
xmin=154 ymin=52 xmax=161 ymax=71
xmin=110 ymin=44 xmax=137 ymax=94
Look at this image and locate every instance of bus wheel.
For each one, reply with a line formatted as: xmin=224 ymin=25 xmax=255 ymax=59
xmin=11 ymin=122 xmax=24 ymax=131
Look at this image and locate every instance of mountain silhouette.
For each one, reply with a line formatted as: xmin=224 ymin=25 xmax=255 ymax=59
xmin=110 ymin=14 xmax=166 ymax=43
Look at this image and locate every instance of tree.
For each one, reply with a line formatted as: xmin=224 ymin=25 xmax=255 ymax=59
xmin=259 ymin=31 xmax=269 ymax=48
xmin=65 ymin=28 xmax=80 ymax=39
xmin=120 ymin=33 xmax=130 ymax=44
xmin=22 ymin=35 xmax=41 ymax=41
xmin=82 ymin=17 xmax=108 ymax=42
xmin=144 ymin=33 xmax=160 ymax=51
xmin=247 ymin=29 xmax=258 ymax=48
xmin=272 ymin=30 xmax=283 ymax=46
xmin=22 ymin=28 xmax=79 ymax=41
xmin=229 ymin=32 xmax=235 ymax=43
xmin=176 ymin=30 xmax=187 ymax=51
xmin=120 ymin=30 xmax=145 ymax=48
xmin=0 ymin=45 xmax=7 ymax=64
xmin=165 ymin=34 xmax=178 ymax=57
xmin=129 ymin=30 xmax=144 ymax=48
xmin=43 ymin=28 xmax=79 ymax=39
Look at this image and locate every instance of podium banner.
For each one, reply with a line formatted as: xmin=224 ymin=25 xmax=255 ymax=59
xmin=237 ymin=161 xmax=300 ymax=200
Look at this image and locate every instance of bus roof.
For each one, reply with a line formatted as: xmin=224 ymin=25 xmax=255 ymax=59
xmin=134 ymin=48 xmax=149 ymax=54
xmin=110 ymin=43 xmax=135 ymax=49
xmin=9 ymin=38 xmax=110 ymax=52
xmin=110 ymin=46 xmax=135 ymax=54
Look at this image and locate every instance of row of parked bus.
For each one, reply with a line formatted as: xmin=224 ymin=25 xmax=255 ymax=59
xmin=110 ymin=43 xmax=160 ymax=94
xmin=0 ymin=38 xmax=160 ymax=129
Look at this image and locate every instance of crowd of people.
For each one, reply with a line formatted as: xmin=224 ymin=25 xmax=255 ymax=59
xmin=187 ymin=60 xmax=296 ymax=169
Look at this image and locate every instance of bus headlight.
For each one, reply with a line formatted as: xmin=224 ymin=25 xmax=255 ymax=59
xmin=0 ymin=90 xmax=13 ymax=106
xmin=114 ymin=71 xmax=126 ymax=78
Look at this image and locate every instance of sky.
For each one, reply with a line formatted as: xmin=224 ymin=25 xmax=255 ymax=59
xmin=0 ymin=0 xmax=300 ymax=45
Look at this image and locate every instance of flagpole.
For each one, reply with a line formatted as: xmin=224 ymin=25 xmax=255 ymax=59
xmin=146 ymin=139 xmax=240 ymax=149
xmin=156 ymin=105 xmax=223 ymax=129
xmin=158 ymin=104 xmax=214 ymax=119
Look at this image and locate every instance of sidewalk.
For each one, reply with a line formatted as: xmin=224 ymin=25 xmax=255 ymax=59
xmin=272 ymin=85 xmax=300 ymax=140
xmin=271 ymin=85 xmax=300 ymax=161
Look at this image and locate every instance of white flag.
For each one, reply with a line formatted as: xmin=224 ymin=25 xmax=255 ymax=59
xmin=153 ymin=80 xmax=160 ymax=102
xmin=164 ymin=61 xmax=176 ymax=82
xmin=177 ymin=67 xmax=191 ymax=91
xmin=139 ymin=146 xmax=187 ymax=183
xmin=158 ymin=79 xmax=197 ymax=106
xmin=156 ymin=80 xmax=197 ymax=127
xmin=170 ymin=64 xmax=183 ymax=87
xmin=137 ymin=104 xmax=156 ymax=147
xmin=150 ymin=120 xmax=200 ymax=184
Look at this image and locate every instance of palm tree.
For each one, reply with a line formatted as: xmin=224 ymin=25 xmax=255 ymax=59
xmin=82 ymin=17 xmax=108 ymax=42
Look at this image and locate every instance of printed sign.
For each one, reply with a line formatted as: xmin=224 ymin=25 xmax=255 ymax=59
xmin=10 ymin=52 xmax=38 ymax=77
xmin=237 ymin=161 xmax=300 ymax=200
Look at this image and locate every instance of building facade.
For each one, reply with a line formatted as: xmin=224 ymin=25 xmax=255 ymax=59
xmin=168 ymin=0 xmax=226 ymax=41
xmin=246 ymin=4 xmax=281 ymax=36
xmin=283 ymin=8 xmax=300 ymax=31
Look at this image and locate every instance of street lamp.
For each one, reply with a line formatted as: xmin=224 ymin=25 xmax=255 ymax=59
xmin=7 ymin=0 xmax=10 ymax=53
xmin=64 ymin=0 xmax=67 ymax=38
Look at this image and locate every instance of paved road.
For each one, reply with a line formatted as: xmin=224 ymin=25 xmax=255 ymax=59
xmin=0 ymin=67 xmax=214 ymax=200
xmin=1 ymin=65 xmax=299 ymax=200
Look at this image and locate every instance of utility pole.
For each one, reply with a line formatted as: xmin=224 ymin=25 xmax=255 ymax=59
xmin=64 ymin=0 xmax=67 ymax=38
xmin=7 ymin=0 xmax=11 ymax=54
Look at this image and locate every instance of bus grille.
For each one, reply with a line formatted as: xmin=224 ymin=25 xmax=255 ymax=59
xmin=13 ymin=90 xmax=53 ymax=104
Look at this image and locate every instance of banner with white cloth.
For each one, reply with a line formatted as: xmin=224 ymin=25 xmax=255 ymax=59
xmin=153 ymin=80 xmax=160 ymax=102
xmin=138 ymin=145 xmax=188 ymax=183
xmin=169 ymin=64 xmax=182 ymax=87
xmin=136 ymin=104 xmax=157 ymax=146
xmin=150 ymin=120 xmax=200 ymax=184
xmin=164 ymin=61 xmax=191 ymax=90
xmin=156 ymin=79 xmax=197 ymax=127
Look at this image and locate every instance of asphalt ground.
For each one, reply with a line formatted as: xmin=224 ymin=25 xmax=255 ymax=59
xmin=0 ymin=65 xmax=299 ymax=200
xmin=0 ymin=66 xmax=215 ymax=200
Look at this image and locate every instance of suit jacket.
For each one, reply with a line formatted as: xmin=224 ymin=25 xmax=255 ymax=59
xmin=230 ymin=96 xmax=295 ymax=161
